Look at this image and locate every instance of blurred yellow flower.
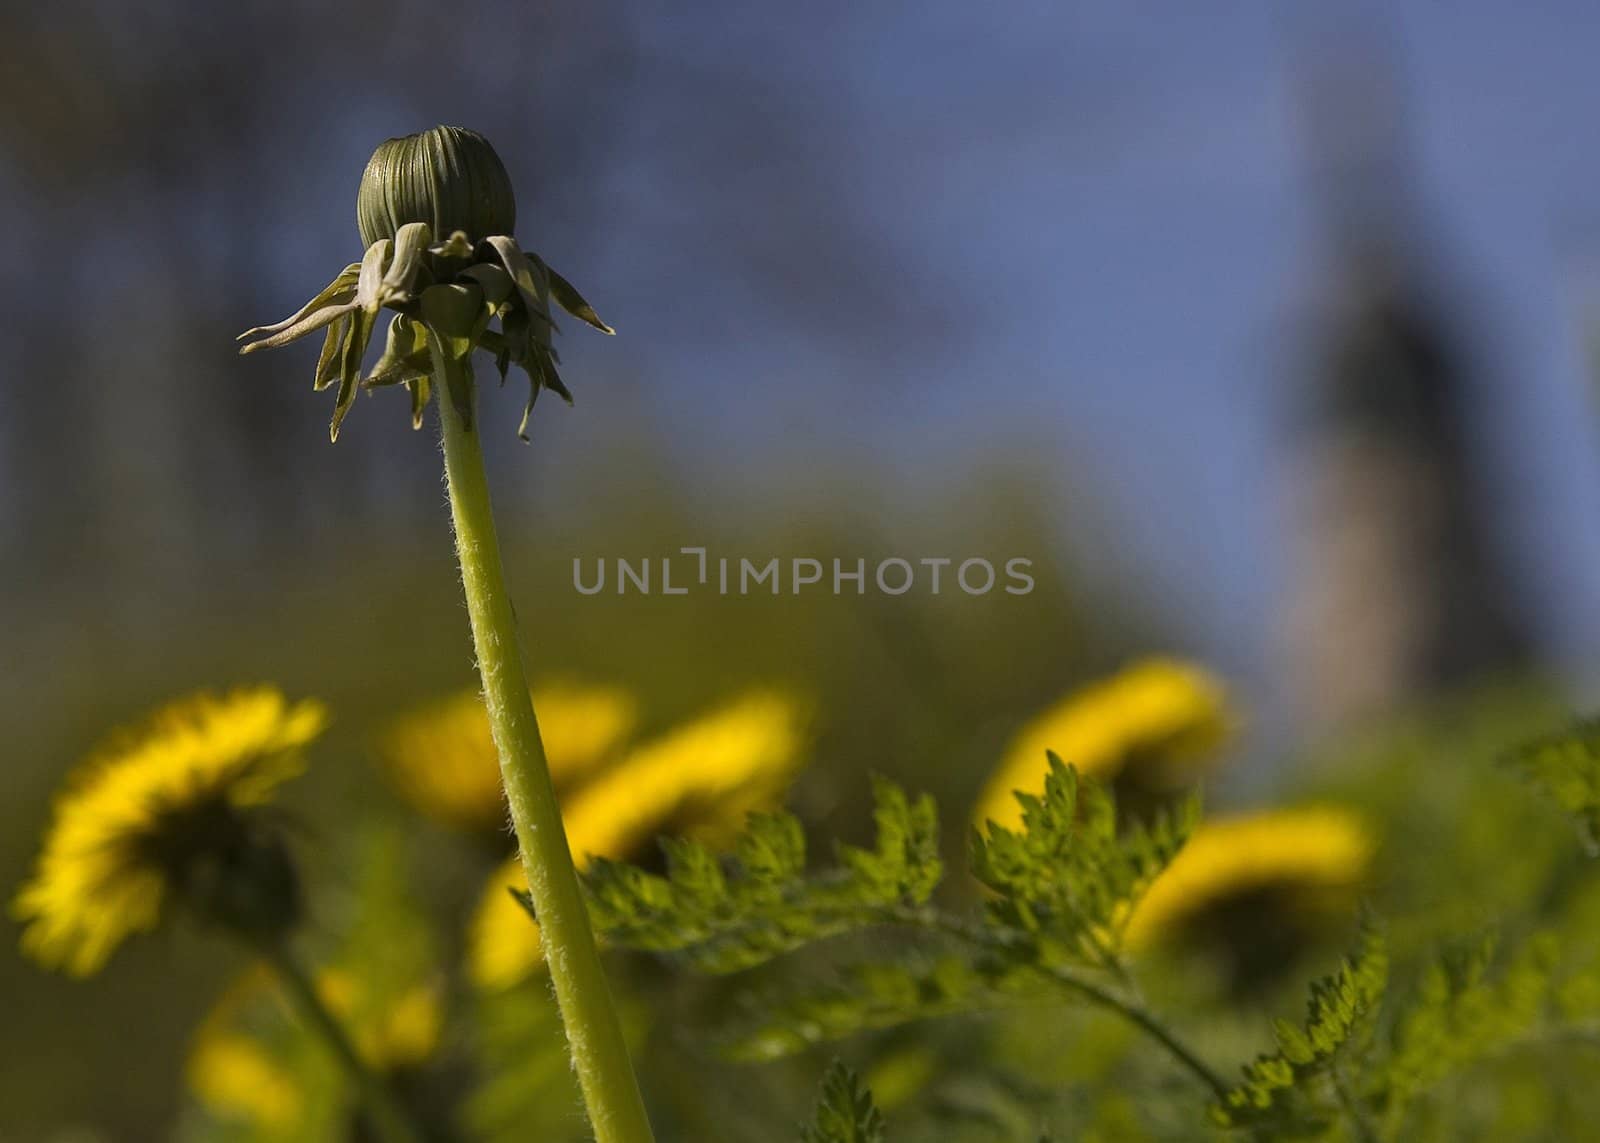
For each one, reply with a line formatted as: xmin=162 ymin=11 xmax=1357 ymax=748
xmin=187 ymin=968 xmax=302 ymax=1129
xmin=469 ymin=690 xmax=807 ymax=989
xmin=974 ymin=658 xmax=1233 ymax=831
xmin=188 ymin=964 xmax=443 ymax=1131
xmin=13 ymin=688 xmax=325 ymax=976
xmin=189 ymin=1032 xmax=302 ymax=1129
xmin=317 ymin=968 xmax=444 ymax=1070
xmin=1123 ymin=806 xmax=1375 ymax=951
xmin=377 ymin=681 xmax=637 ymax=834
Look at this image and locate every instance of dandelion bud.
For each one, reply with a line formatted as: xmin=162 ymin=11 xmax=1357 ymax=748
xmin=246 ymin=127 xmax=608 ymax=439
xmin=356 ymin=125 xmax=517 ymax=248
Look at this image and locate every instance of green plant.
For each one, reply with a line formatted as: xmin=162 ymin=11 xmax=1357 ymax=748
xmin=575 ymin=751 xmax=1600 ymax=1140
xmin=236 ymin=126 xmax=649 ymax=1143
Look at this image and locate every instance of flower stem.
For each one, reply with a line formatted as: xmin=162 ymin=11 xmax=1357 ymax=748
xmin=260 ymin=941 xmax=424 ymax=1143
xmin=436 ymin=377 xmax=654 ymax=1143
xmin=1032 ymin=960 xmax=1232 ymax=1103
xmin=895 ymin=906 xmax=1231 ymax=1102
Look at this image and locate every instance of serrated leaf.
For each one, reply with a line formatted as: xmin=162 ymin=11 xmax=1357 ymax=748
xmin=584 ymin=778 xmax=944 ymax=975
xmin=970 ymin=754 xmax=1195 ymax=969
xmin=1212 ymin=925 xmax=1388 ymax=1129
xmin=1376 ymin=930 xmax=1557 ymax=1133
xmin=801 ymin=1061 xmax=885 ymax=1143
xmin=1503 ymin=720 xmax=1600 ymax=853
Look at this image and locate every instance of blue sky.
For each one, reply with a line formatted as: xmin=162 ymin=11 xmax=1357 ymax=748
xmin=539 ymin=0 xmax=1600 ymax=700
xmin=19 ymin=0 xmax=1595 ymax=714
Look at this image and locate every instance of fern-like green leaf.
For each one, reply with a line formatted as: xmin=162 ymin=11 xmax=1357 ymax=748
xmin=729 ymin=956 xmax=985 ymax=1062
xmin=1376 ymin=931 xmax=1557 ymax=1132
xmin=1212 ymin=925 xmax=1389 ymax=1129
xmin=1502 ymin=721 xmax=1600 ymax=853
xmin=970 ymin=754 xmax=1197 ymax=968
xmin=801 ymin=1060 xmax=886 ymax=1143
xmin=583 ymin=780 xmax=943 ymax=974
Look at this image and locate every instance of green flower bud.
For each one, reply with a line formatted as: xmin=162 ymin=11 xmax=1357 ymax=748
xmin=247 ymin=126 xmax=610 ymax=441
xmin=357 ymin=126 xmax=517 ymax=248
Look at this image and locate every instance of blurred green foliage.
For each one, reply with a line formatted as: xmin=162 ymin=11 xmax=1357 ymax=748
xmin=7 ymin=456 xmax=1600 ymax=1141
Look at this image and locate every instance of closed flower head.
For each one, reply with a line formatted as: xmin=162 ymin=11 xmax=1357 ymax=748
xmin=357 ymin=126 xmax=516 ymax=249
xmin=239 ymin=125 xmax=612 ymax=441
xmin=13 ymin=688 xmax=325 ymax=975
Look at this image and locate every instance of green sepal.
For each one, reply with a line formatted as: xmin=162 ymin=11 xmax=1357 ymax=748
xmin=353 ymin=238 xmax=393 ymax=316
xmin=364 ymin=314 xmax=430 ymax=388
xmin=405 ymin=375 xmax=432 ymax=430
xmin=313 ymin=316 xmax=348 ymax=392
xmin=238 ymin=294 xmax=359 ymax=353
xmin=543 ymin=261 xmax=615 ymax=334
xmin=237 ymin=263 xmax=360 ymax=342
xmin=379 ymin=222 xmax=433 ymax=304
xmin=484 ymin=236 xmax=558 ymax=335
xmin=330 ymin=307 xmax=379 ymax=441
xmin=429 ymin=229 xmax=475 ymax=278
xmin=419 ymin=282 xmax=488 ymax=360
xmin=460 ymin=263 xmax=516 ymax=310
xmin=420 ymin=283 xmax=487 ymax=429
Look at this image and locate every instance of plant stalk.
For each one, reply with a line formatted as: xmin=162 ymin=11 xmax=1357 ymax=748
xmin=897 ymin=906 xmax=1231 ymax=1102
xmin=437 ymin=375 xmax=654 ymax=1143
xmin=261 ymin=941 xmax=424 ymax=1143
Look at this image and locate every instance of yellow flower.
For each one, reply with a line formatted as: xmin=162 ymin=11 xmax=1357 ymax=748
xmin=1123 ymin=807 xmax=1375 ymax=951
xmin=189 ymin=1032 xmax=303 ymax=1129
xmin=13 ymin=688 xmax=326 ymax=976
xmin=469 ymin=690 xmax=806 ymax=989
xmin=975 ymin=658 xmax=1233 ymax=831
xmin=376 ymin=681 xmax=637 ymax=835
xmin=188 ymin=965 xmax=443 ymax=1131
xmin=317 ymin=968 xmax=444 ymax=1071
xmin=187 ymin=968 xmax=302 ymax=1129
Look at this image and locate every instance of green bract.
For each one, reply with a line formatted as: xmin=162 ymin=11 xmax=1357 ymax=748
xmin=239 ymin=126 xmax=612 ymax=441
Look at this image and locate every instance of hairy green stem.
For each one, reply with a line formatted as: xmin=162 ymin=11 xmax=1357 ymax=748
xmin=896 ymin=907 xmax=1231 ymax=1102
xmin=436 ymin=371 xmax=654 ymax=1143
xmin=261 ymin=941 xmax=424 ymax=1143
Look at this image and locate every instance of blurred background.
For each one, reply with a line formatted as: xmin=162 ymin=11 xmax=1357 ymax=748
xmin=6 ymin=0 xmax=1600 ymax=1138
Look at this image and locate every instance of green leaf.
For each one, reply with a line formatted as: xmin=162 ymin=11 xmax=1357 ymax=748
xmin=1212 ymin=924 xmax=1388 ymax=1129
xmin=583 ymin=777 xmax=944 ymax=974
xmin=1502 ymin=720 xmax=1600 ymax=853
xmin=801 ymin=1061 xmax=885 ymax=1143
xmin=1377 ymin=930 xmax=1557 ymax=1131
xmin=969 ymin=754 xmax=1195 ymax=969
xmin=835 ymin=776 xmax=943 ymax=909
